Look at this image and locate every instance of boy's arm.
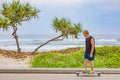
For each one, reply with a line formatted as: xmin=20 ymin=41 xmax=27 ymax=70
xmin=90 ymin=38 xmax=95 ymax=57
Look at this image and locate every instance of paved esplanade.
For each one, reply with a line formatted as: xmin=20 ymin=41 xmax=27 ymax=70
xmin=0 ymin=68 xmax=120 ymax=80
xmin=0 ymin=74 xmax=120 ymax=80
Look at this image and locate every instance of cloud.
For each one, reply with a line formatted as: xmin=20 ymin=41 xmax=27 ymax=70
xmin=0 ymin=0 xmax=120 ymax=10
xmin=0 ymin=0 xmax=87 ymax=6
xmin=1 ymin=0 xmax=120 ymax=6
xmin=99 ymin=5 xmax=120 ymax=11
xmin=21 ymin=0 xmax=87 ymax=5
xmin=99 ymin=0 xmax=120 ymax=10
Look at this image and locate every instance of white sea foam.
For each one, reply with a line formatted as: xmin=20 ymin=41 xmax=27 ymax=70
xmin=0 ymin=35 xmax=120 ymax=52
xmin=97 ymin=39 xmax=117 ymax=42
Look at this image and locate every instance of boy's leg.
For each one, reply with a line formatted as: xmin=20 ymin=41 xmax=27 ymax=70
xmin=84 ymin=59 xmax=88 ymax=72
xmin=89 ymin=54 xmax=95 ymax=73
xmin=83 ymin=53 xmax=88 ymax=72
xmin=90 ymin=61 xmax=94 ymax=71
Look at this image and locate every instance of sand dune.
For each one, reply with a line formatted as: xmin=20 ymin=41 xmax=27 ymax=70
xmin=0 ymin=54 xmax=31 ymax=68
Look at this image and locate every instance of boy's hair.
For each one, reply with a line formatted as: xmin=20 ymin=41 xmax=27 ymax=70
xmin=83 ymin=30 xmax=89 ymax=34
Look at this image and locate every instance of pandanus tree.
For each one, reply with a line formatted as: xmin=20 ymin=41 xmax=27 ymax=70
xmin=32 ymin=17 xmax=82 ymax=54
xmin=0 ymin=0 xmax=39 ymax=52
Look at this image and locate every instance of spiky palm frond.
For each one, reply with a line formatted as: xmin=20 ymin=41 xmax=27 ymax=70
xmin=53 ymin=17 xmax=82 ymax=39
xmin=0 ymin=17 xmax=9 ymax=30
xmin=1 ymin=0 xmax=39 ymax=27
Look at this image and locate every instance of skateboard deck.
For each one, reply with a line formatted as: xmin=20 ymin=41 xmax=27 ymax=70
xmin=76 ymin=72 xmax=101 ymax=77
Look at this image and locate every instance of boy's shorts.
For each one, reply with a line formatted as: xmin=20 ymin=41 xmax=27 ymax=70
xmin=84 ymin=53 xmax=95 ymax=61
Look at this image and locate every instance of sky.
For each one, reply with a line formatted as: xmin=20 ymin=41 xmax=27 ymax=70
xmin=0 ymin=0 xmax=120 ymax=35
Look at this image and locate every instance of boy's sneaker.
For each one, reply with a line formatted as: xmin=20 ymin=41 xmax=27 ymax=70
xmin=89 ymin=70 xmax=94 ymax=74
xmin=82 ymin=70 xmax=87 ymax=73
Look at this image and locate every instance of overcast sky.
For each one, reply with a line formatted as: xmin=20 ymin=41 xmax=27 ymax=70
xmin=0 ymin=0 xmax=120 ymax=35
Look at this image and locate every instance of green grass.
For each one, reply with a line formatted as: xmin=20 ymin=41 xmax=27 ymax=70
xmin=31 ymin=46 xmax=120 ymax=68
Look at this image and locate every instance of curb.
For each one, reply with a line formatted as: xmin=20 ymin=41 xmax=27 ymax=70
xmin=0 ymin=68 xmax=120 ymax=74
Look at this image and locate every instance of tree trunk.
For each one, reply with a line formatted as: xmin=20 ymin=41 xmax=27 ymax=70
xmin=32 ymin=35 xmax=63 ymax=54
xmin=12 ymin=26 xmax=21 ymax=53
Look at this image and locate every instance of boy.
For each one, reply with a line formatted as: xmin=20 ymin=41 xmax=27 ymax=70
xmin=83 ymin=30 xmax=95 ymax=74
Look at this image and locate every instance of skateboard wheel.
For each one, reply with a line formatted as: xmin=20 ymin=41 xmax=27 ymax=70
xmin=76 ymin=72 xmax=79 ymax=76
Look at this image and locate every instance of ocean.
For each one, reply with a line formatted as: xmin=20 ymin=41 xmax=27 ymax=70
xmin=0 ymin=34 xmax=120 ymax=52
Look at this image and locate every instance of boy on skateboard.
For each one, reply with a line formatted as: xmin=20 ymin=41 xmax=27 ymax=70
xmin=83 ymin=30 xmax=95 ymax=74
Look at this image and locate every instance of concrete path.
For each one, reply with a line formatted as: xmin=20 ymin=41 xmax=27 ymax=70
xmin=0 ymin=68 xmax=120 ymax=74
xmin=0 ymin=74 xmax=120 ymax=80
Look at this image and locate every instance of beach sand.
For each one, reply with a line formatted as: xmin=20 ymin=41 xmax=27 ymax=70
xmin=0 ymin=47 xmax=80 ymax=68
xmin=0 ymin=49 xmax=34 ymax=68
xmin=0 ymin=54 xmax=32 ymax=68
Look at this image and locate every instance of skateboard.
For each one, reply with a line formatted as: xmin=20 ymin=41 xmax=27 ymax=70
xmin=76 ymin=72 xmax=101 ymax=77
